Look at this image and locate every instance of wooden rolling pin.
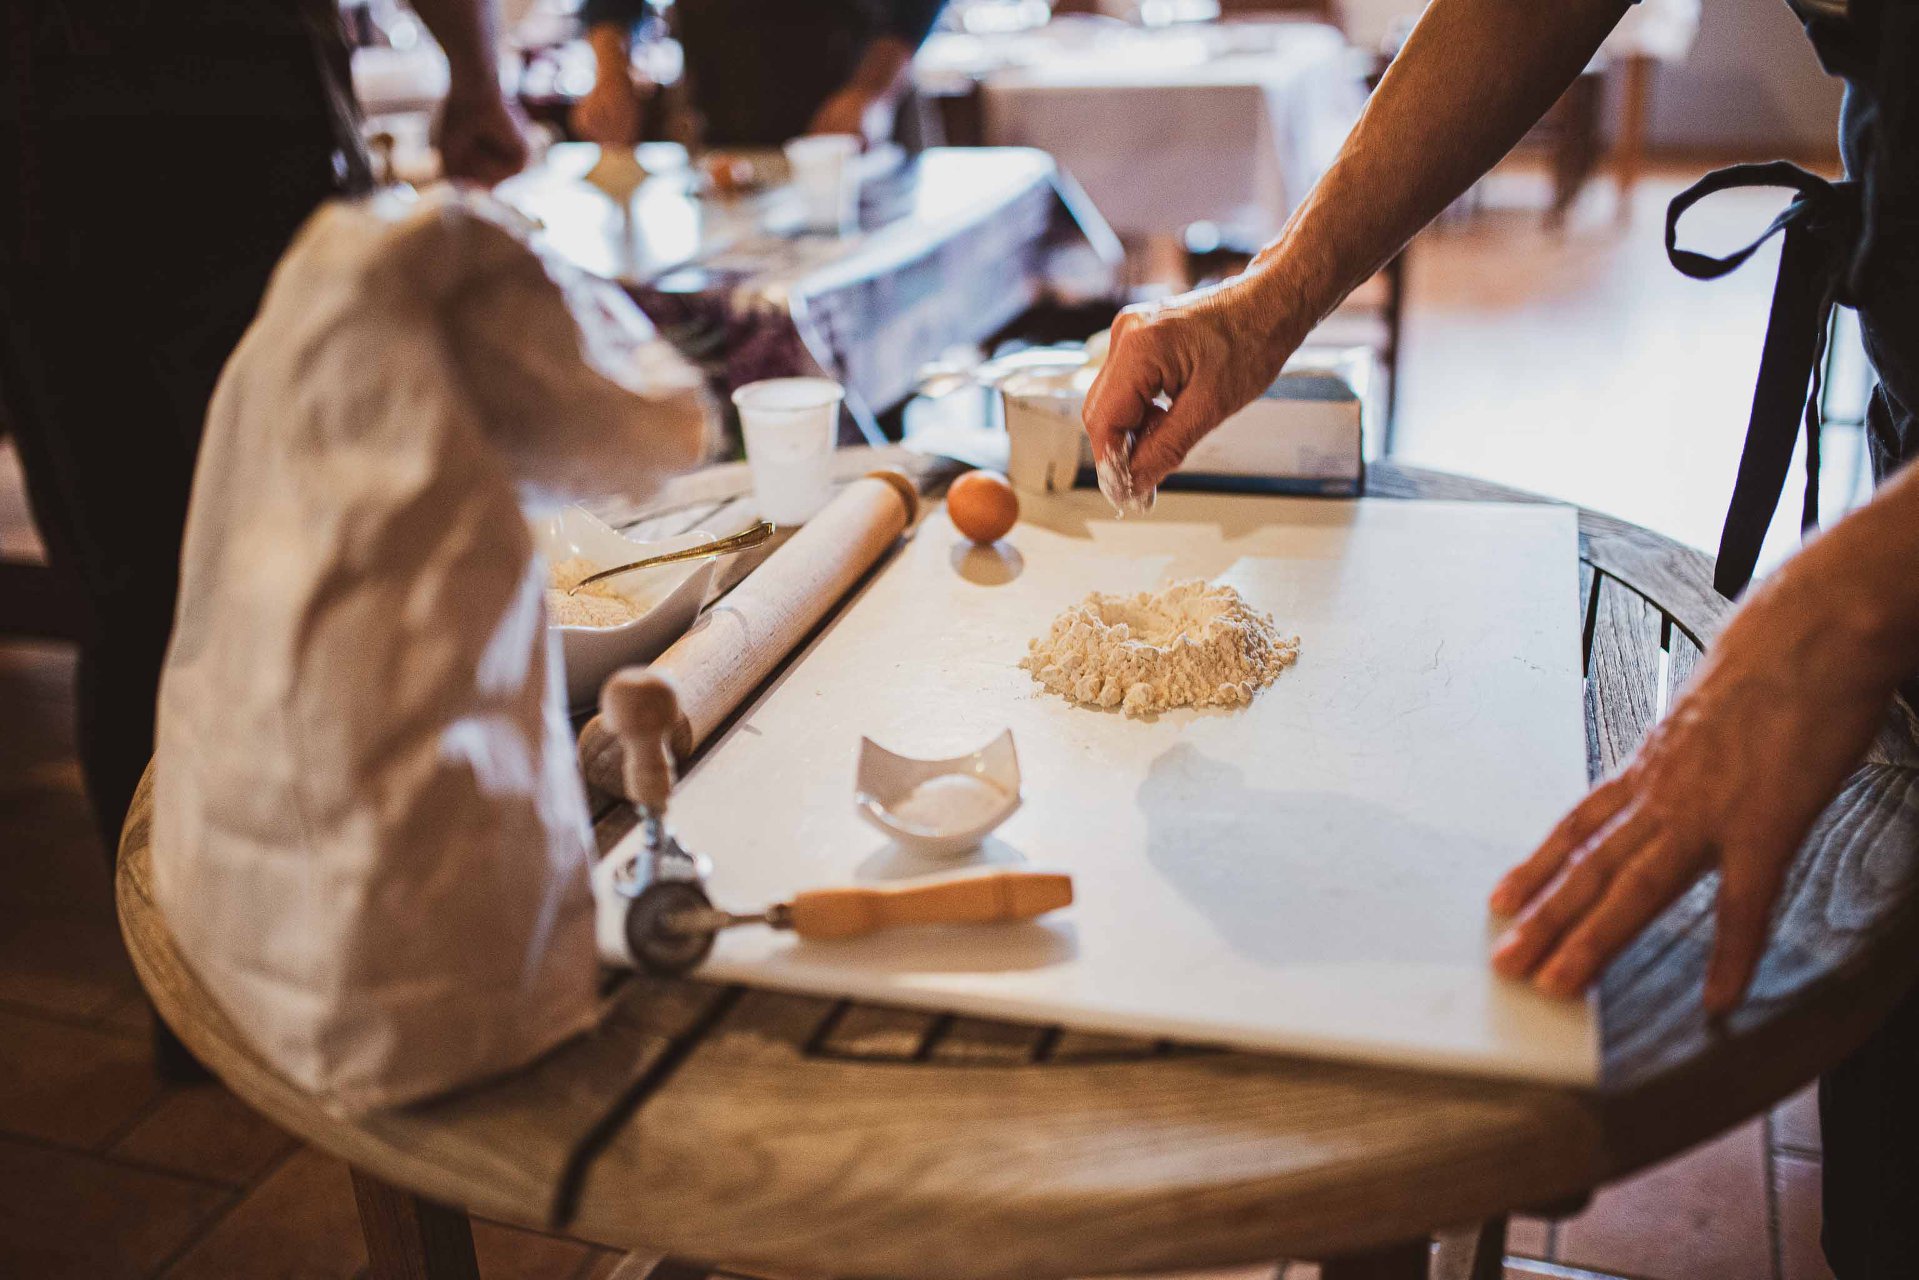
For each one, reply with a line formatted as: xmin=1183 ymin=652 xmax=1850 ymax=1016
xmin=580 ymin=468 xmax=919 ymax=798
xmin=667 ymin=870 xmax=1076 ymax=944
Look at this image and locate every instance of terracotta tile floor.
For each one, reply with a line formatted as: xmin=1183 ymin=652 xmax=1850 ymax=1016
xmin=0 ymin=162 xmax=1847 ymax=1279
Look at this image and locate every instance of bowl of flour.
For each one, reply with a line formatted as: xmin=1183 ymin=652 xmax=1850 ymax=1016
xmin=1020 ymin=579 xmax=1299 ymax=717
xmin=533 ymin=506 xmax=717 ymax=711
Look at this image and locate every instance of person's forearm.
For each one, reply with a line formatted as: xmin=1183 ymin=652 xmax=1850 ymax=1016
xmin=844 ymin=35 xmax=917 ymax=101
xmin=1241 ymin=0 xmax=1628 ymax=351
xmin=1751 ymin=458 xmax=1919 ymax=700
xmin=587 ymin=22 xmax=633 ymax=87
xmin=410 ymin=0 xmax=505 ymax=90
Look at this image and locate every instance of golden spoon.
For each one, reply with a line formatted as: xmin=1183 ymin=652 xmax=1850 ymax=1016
xmin=566 ymin=521 xmax=778 ymax=595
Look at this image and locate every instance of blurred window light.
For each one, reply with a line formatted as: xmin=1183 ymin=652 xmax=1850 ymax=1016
xmin=1138 ymin=0 xmax=1221 ymax=27
xmin=956 ymin=0 xmax=1052 ymax=35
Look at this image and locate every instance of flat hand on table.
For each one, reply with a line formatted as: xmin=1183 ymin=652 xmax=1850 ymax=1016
xmin=1490 ymin=579 xmax=1891 ymax=1012
xmin=1081 ymin=277 xmax=1300 ymax=491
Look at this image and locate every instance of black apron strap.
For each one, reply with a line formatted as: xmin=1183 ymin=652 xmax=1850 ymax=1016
xmin=1666 ymin=162 xmax=1861 ymax=597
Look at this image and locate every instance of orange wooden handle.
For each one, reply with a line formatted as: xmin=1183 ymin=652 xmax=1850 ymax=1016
xmin=784 ymin=871 xmax=1073 ymax=942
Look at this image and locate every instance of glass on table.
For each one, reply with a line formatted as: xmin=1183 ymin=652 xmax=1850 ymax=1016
xmin=782 ymin=134 xmax=860 ymax=234
xmin=733 ymin=376 xmax=845 ymax=524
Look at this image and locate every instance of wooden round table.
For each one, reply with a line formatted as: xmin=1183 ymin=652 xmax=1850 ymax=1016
xmin=117 ymin=461 xmax=1919 ymax=1280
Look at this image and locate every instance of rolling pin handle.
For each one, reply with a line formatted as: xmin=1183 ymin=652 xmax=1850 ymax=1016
xmin=600 ymin=668 xmax=681 ymax=813
xmin=863 ymin=467 xmax=921 ymax=524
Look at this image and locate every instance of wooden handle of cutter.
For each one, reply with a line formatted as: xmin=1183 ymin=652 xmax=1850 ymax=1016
xmin=599 ymin=669 xmax=680 ymax=811
xmin=580 ymin=468 xmax=919 ymax=799
xmin=784 ymin=870 xmax=1073 ymax=942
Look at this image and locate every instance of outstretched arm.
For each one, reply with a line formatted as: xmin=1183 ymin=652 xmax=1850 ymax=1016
xmin=1082 ymin=0 xmax=1630 ymax=483
xmin=411 ymin=0 xmax=532 ymax=184
xmin=571 ymin=0 xmax=652 ymax=147
xmin=806 ymin=0 xmax=948 ymax=143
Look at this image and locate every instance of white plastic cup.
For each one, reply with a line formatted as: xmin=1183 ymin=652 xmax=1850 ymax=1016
xmin=782 ymin=134 xmax=860 ymax=234
xmin=1001 ymin=373 xmax=1087 ymax=494
xmin=734 ymin=377 xmax=844 ymax=523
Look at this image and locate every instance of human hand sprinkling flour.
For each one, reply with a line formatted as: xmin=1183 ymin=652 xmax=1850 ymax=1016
xmin=1081 ymin=275 xmax=1306 ymax=500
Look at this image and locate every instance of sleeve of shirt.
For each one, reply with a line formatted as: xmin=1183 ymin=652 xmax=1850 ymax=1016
xmin=881 ymin=0 xmax=947 ymax=48
xmin=578 ymin=0 xmax=650 ymax=32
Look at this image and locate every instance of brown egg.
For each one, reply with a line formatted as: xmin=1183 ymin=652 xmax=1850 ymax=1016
xmin=702 ymin=154 xmax=753 ymax=196
xmin=947 ymin=470 xmax=1020 ymax=545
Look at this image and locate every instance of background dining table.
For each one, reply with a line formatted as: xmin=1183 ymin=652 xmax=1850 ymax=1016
xmin=915 ymin=18 xmax=1367 ymax=245
xmin=496 ymin=146 xmax=1122 ymax=441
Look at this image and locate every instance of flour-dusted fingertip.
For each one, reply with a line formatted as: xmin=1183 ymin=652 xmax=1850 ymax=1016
xmin=1080 ymin=375 xmax=1140 ymax=463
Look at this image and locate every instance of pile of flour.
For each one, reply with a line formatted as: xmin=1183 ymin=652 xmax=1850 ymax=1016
xmin=1019 ymin=579 xmax=1299 ymax=716
xmin=546 ymin=556 xmax=642 ymax=628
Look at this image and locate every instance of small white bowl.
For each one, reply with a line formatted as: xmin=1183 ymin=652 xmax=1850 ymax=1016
xmin=534 ymin=506 xmax=717 ymax=711
xmin=855 ymin=730 xmax=1022 ymax=858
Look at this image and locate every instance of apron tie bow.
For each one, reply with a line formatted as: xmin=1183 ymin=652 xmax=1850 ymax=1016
xmin=1666 ymin=161 xmax=1861 ymax=597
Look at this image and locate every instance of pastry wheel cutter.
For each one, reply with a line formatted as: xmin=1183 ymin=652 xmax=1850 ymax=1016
xmin=597 ymin=669 xmax=1073 ymax=976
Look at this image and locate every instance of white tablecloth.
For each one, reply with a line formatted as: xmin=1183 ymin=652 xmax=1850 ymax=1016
xmin=919 ymin=21 xmax=1365 ymax=242
xmin=1339 ymin=0 xmax=1700 ymax=64
xmin=350 ymin=45 xmax=450 ymax=116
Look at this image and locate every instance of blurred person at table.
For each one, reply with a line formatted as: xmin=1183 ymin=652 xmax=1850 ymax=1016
xmin=0 ymin=0 xmax=529 ymax=1073
xmin=1079 ymin=2 xmax=1916 ymax=1275
xmin=570 ymin=0 xmax=946 ymax=149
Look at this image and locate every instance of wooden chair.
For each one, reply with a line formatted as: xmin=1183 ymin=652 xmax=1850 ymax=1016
xmin=1530 ymin=64 xmax=1609 ymax=227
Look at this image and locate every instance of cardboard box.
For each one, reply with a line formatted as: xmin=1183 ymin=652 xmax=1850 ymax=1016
xmin=1163 ymin=345 xmax=1370 ymax=496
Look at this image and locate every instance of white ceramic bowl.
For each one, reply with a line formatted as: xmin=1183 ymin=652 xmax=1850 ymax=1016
xmin=855 ymin=729 xmax=1023 ymax=858
xmin=534 ymin=506 xmax=717 ymax=711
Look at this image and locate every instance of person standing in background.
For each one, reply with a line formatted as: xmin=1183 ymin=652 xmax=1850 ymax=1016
xmin=0 ymin=0 xmax=530 ymax=1073
xmin=570 ymin=0 xmax=946 ymax=150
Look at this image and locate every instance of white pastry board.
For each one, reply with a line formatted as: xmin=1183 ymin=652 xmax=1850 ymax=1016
xmin=646 ymin=492 xmax=1597 ymax=1085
